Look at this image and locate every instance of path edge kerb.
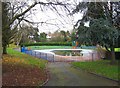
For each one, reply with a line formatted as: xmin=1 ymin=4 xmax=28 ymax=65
xmin=71 ymin=65 xmax=119 ymax=83
xmin=41 ymin=62 xmax=50 ymax=86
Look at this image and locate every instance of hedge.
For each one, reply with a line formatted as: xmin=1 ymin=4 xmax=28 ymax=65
xmin=21 ymin=42 xmax=72 ymax=47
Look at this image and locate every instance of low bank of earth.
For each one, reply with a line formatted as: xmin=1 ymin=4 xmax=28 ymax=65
xmin=2 ymin=48 xmax=48 ymax=86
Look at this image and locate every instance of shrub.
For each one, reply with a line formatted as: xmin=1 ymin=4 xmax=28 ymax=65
xmin=21 ymin=42 xmax=72 ymax=47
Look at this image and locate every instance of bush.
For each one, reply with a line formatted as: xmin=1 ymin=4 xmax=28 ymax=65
xmin=21 ymin=42 xmax=72 ymax=47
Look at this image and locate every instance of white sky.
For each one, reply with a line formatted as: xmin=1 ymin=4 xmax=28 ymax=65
xmin=24 ymin=0 xmax=116 ymax=34
xmin=24 ymin=0 xmax=84 ymax=34
xmin=20 ymin=0 xmax=117 ymax=33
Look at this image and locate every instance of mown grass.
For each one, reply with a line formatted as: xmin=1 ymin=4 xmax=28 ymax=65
xmin=27 ymin=46 xmax=72 ymax=50
xmin=27 ymin=46 xmax=96 ymax=50
xmin=104 ymin=48 xmax=120 ymax=52
xmin=7 ymin=48 xmax=48 ymax=69
xmin=71 ymin=60 xmax=119 ymax=80
xmin=115 ymin=48 xmax=120 ymax=52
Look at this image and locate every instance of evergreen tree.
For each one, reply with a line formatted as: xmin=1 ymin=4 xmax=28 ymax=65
xmin=72 ymin=1 xmax=120 ymax=64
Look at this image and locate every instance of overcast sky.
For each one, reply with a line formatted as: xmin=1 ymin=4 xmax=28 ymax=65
xmin=24 ymin=0 xmax=84 ymax=34
xmin=7 ymin=0 xmax=119 ymax=34
xmin=24 ymin=0 xmax=118 ymax=34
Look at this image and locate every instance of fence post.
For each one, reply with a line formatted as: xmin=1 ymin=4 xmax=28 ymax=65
xmin=35 ymin=51 xmax=36 ymax=57
xmin=39 ymin=52 xmax=41 ymax=58
xmin=31 ymin=50 xmax=32 ymax=55
xmin=24 ymin=49 xmax=26 ymax=54
xmin=46 ymin=53 xmax=47 ymax=60
xmin=53 ymin=55 xmax=54 ymax=62
xmin=92 ymin=53 xmax=94 ymax=61
xmin=43 ymin=53 xmax=45 ymax=59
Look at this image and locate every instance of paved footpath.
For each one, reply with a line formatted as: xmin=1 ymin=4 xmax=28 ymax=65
xmin=44 ymin=62 xmax=118 ymax=86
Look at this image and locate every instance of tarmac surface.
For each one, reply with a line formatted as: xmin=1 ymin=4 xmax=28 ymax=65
xmin=14 ymin=48 xmax=118 ymax=86
xmin=44 ymin=62 xmax=118 ymax=86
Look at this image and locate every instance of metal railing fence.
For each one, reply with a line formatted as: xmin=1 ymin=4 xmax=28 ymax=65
xmin=22 ymin=49 xmax=100 ymax=62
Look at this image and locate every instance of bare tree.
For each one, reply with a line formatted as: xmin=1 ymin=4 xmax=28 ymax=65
xmin=14 ymin=23 xmax=39 ymax=45
xmin=2 ymin=1 xmax=73 ymax=54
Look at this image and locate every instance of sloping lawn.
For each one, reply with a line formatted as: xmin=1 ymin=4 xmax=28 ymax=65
xmin=71 ymin=60 xmax=119 ymax=81
xmin=2 ymin=48 xmax=48 ymax=86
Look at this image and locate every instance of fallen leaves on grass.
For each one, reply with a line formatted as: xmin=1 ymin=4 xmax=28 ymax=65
xmin=2 ymin=64 xmax=47 ymax=86
xmin=2 ymin=54 xmax=47 ymax=86
xmin=3 ymin=54 xmax=27 ymax=64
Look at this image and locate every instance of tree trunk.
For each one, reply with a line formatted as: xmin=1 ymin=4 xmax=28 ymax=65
xmin=0 ymin=3 xmax=2 ymax=49
xmin=0 ymin=1 xmax=2 ymax=57
xmin=3 ymin=45 xmax=7 ymax=54
xmin=0 ymin=1 xmax=2 ymax=88
xmin=110 ymin=46 xmax=116 ymax=64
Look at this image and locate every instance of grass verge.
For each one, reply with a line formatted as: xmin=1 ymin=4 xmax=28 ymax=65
xmin=7 ymin=48 xmax=47 ymax=69
xmin=71 ymin=60 xmax=119 ymax=81
xmin=2 ymin=48 xmax=48 ymax=86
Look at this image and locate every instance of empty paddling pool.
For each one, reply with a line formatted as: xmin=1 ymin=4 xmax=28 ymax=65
xmin=33 ymin=49 xmax=100 ymax=62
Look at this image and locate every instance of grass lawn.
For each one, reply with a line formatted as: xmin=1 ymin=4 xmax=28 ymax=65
xmin=2 ymin=47 xmax=48 ymax=86
xmin=103 ymin=48 xmax=120 ymax=52
xmin=27 ymin=46 xmax=72 ymax=50
xmin=71 ymin=60 xmax=119 ymax=81
xmin=7 ymin=48 xmax=47 ymax=68
xmin=115 ymin=48 xmax=120 ymax=52
xmin=27 ymin=45 xmax=96 ymax=50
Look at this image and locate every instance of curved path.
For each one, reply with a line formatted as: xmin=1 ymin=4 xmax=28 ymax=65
xmin=16 ymin=48 xmax=118 ymax=86
xmin=44 ymin=62 xmax=118 ymax=86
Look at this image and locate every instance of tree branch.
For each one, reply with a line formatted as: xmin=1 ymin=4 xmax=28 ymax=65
xmin=9 ymin=2 xmax=38 ymax=26
xmin=9 ymin=1 xmax=70 ymax=27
